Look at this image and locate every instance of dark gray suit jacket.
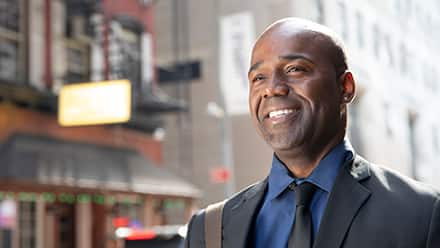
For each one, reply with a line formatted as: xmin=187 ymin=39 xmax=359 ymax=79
xmin=185 ymin=155 xmax=440 ymax=248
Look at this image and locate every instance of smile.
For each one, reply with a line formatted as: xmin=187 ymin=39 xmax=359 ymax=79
xmin=268 ymin=108 xmax=298 ymax=119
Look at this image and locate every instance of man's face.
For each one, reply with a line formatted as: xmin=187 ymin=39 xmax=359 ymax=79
xmin=248 ymin=26 xmax=345 ymax=154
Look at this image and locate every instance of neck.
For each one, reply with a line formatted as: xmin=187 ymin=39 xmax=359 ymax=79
xmin=276 ymin=131 xmax=345 ymax=178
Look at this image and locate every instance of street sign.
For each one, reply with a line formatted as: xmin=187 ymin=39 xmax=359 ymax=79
xmin=58 ymin=80 xmax=131 ymax=126
xmin=157 ymin=60 xmax=201 ymax=83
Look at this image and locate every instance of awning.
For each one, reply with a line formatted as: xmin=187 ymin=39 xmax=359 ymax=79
xmin=0 ymin=134 xmax=201 ymax=198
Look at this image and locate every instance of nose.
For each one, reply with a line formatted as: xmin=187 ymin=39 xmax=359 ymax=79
xmin=263 ymin=78 xmax=289 ymax=98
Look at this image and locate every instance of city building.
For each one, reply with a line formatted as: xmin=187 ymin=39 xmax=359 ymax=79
xmin=155 ymin=0 xmax=440 ymax=207
xmin=0 ymin=0 xmax=199 ymax=247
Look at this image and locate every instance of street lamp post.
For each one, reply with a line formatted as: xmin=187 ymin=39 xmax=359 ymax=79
xmin=206 ymin=102 xmax=236 ymax=197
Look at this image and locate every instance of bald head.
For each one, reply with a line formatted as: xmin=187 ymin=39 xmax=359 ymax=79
xmin=254 ymin=18 xmax=348 ymax=76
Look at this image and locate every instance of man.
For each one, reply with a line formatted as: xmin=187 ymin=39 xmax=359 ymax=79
xmin=185 ymin=18 xmax=440 ymax=248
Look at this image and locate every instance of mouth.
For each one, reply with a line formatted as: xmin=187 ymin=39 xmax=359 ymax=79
xmin=263 ymin=107 xmax=301 ymax=123
xmin=268 ymin=108 xmax=297 ymax=118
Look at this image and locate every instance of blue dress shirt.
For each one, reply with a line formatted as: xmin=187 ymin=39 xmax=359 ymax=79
xmin=254 ymin=139 xmax=354 ymax=248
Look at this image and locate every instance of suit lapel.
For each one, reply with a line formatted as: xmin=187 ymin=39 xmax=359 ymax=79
xmin=313 ymin=155 xmax=372 ymax=248
xmin=222 ymin=179 xmax=267 ymax=248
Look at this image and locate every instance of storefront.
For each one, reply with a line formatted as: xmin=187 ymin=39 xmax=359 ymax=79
xmin=0 ymin=133 xmax=200 ymax=248
xmin=0 ymin=1 xmax=197 ymax=247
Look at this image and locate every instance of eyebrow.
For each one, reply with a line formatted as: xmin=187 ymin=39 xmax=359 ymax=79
xmin=248 ymin=61 xmax=263 ymax=76
xmin=279 ymin=54 xmax=314 ymax=64
xmin=247 ymin=54 xmax=314 ymax=76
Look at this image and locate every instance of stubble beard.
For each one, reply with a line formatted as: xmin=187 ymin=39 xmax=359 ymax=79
xmin=262 ymin=122 xmax=310 ymax=153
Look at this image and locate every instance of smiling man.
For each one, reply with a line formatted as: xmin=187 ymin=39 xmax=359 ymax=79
xmin=185 ymin=18 xmax=440 ymax=248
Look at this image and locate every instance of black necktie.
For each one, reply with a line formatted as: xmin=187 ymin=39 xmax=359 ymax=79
xmin=288 ymin=182 xmax=317 ymax=248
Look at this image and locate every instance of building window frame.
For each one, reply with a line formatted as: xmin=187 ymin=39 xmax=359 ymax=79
xmin=18 ymin=201 xmax=36 ymax=248
xmin=63 ymin=13 xmax=92 ymax=84
xmin=355 ymin=11 xmax=364 ymax=48
xmin=0 ymin=0 xmax=27 ymax=84
xmin=337 ymin=1 xmax=348 ymax=41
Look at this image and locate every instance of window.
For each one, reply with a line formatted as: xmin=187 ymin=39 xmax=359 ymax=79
xmin=348 ymin=97 xmax=364 ymax=156
xmin=355 ymin=11 xmax=364 ymax=48
xmin=315 ymin=0 xmax=325 ymax=24
xmin=0 ymin=229 xmax=12 ymax=248
xmin=0 ymin=199 xmax=16 ymax=247
xmin=64 ymin=10 xmax=92 ymax=83
xmin=394 ymin=0 xmax=401 ymax=14
xmin=383 ymin=103 xmax=393 ymax=137
xmin=338 ymin=2 xmax=348 ymax=41
xmin=19 ymin=201 xmax=36 ymax=248
xmin=399 ymin=43 xmax=408 ymax=75
xmin=372 ymin=24 xmax=381 ymax=59
xmin=110 ymin=196 xmax=144 ymax=229
xmin=112 ymin=200 xmax=143 ymax=222
xmin=383 ymin=35 xmax=394 ymax=66
xmin=108 ymin=17 xmax=142 ymax=88
xmin=425 ymin=15 xmax=432 ymax=34
xmin=408 ymin=111 xmax=418 ymax=179
xmin=154 ymin=198 xmax=186 ymax=225
xmin=0 ymin=0 xmax=26 ymax=83
xmin=406 ymin=0 xmax=413 ymax=18
xmin=433 ymin=127 xmax=439 ymax=153
xmin=56 ymin=204 xmax=75 ymax=248
xmin=424 ymin=66 xmax=438 ymax=92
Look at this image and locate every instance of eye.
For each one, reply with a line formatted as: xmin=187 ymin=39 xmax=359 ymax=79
xmin=251 ymin=74 xmax=266 ymax=83
xmin=286 ymin=65 xmax=306 ymax=74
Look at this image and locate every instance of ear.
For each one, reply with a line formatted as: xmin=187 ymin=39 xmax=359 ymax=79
xmin=339 ymin=71 xmax=356 ymax=103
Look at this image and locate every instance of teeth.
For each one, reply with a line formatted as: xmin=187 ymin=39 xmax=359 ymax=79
xmin=268 ymin=109 xmax=295 ymax=118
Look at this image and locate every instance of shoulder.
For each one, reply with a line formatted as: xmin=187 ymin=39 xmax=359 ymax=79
xmin=366 ymin=160 xmax=439 ymax=200
xmin=189 ymin=179 xmax=267 ymax=222
xmin=359 ymin=159 xmax=440 ymax=245
xmin=223 ymin=179 xmax=268 ymax=210
xmin=185 ymin=179 xmax=267 ymax=246
xmin=185 ymin=208 xmax=205 ymax=247
xmin=356 ymin=157 xmax=439 ymax=224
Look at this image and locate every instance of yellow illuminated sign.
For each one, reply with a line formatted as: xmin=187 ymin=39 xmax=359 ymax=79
xmin=58 ymin=80 xmax=131 ymax=126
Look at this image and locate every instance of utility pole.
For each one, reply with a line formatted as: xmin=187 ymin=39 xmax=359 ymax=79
xmin=206 ymin=102 xmax=236 ymax=197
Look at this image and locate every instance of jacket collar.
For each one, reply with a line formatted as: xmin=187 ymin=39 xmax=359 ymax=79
xmin=221 ymin=154 xmax=371 ymax=248
xmin=222 ymin=178 xmax=268 ymax=248
xmin=313 ymin=154 xmax=371 ymax=248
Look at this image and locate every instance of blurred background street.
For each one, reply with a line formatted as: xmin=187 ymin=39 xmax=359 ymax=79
xmin=0 ymin=0 xmax=439 ymax=247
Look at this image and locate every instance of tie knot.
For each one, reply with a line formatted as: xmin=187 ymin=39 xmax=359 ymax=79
xmin=289 ymin=182 xmax=316 ymax=207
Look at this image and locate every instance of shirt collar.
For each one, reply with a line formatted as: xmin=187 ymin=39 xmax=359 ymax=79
xmin=266 ymin=138 xmax=354 ymax=200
